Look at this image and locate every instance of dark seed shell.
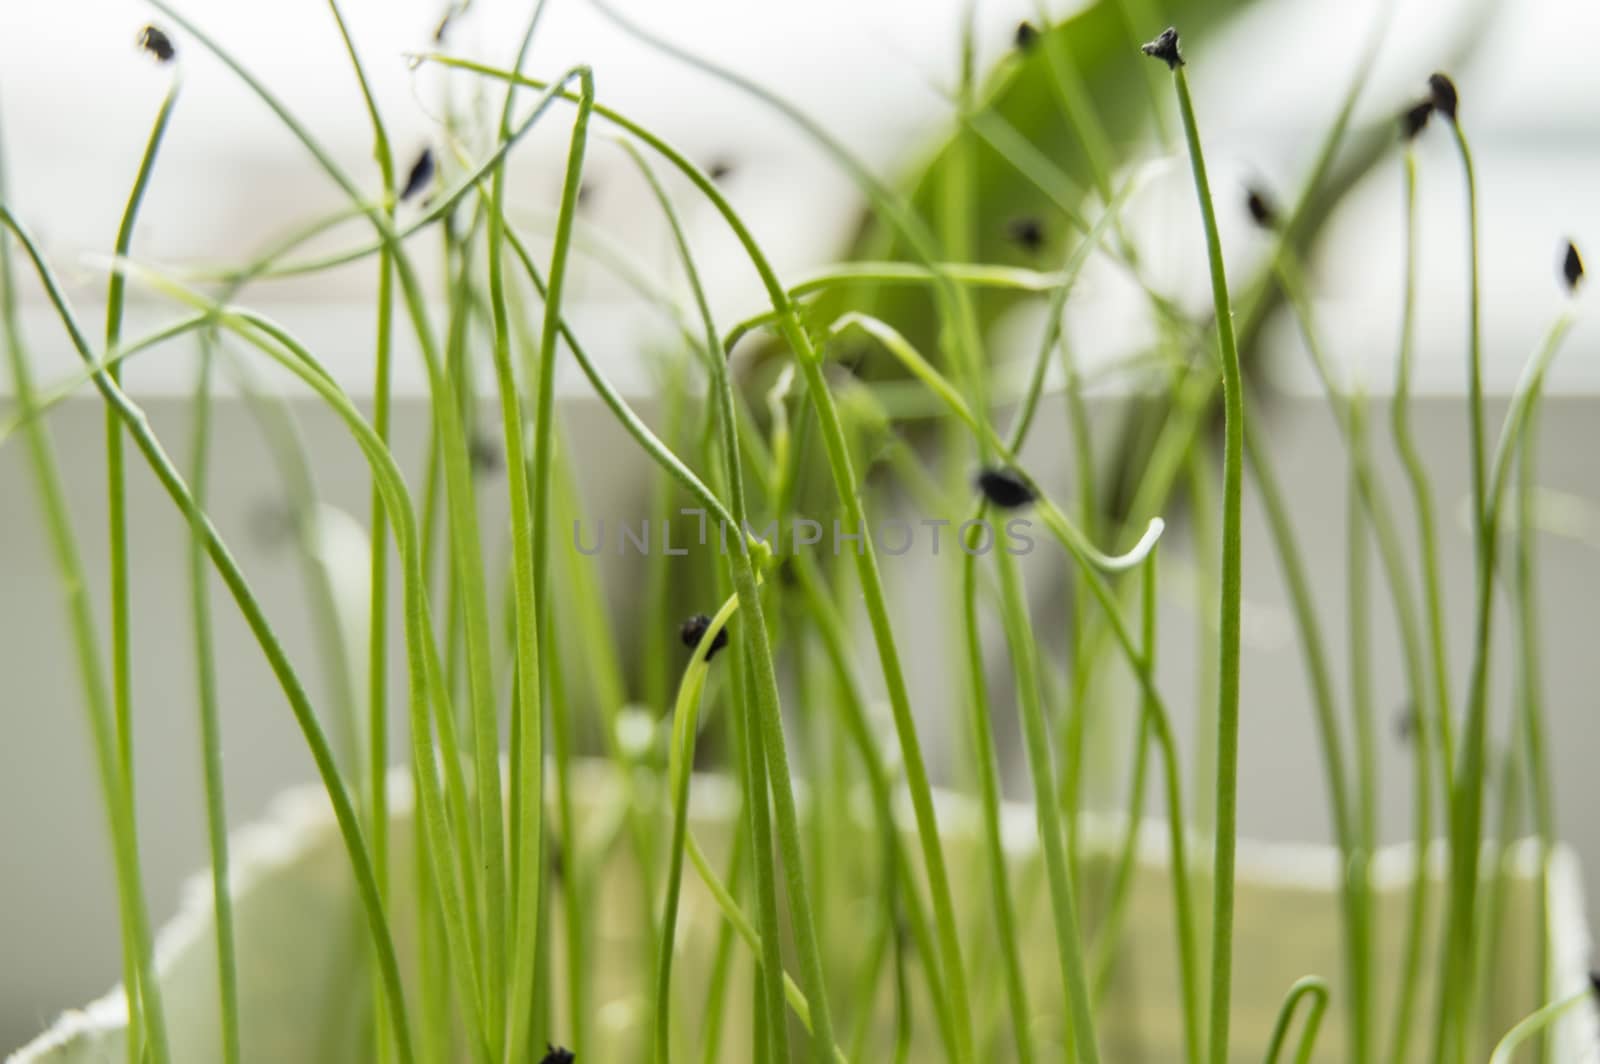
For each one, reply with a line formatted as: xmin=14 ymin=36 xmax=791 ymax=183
xmin=1400 ymin=100 xmax=1433 ymax=141
xmin=1245 ymin=186 xmax=1278 ymax=230
xmin=138 ymin=25 xmax=176 ymax=63
xmin=679 ymin=613 xmax=729 ymax=661
xmin=1141 ymin=27 xmax=1183 ymax=70
xmin=976 ymin=468 xmax=1036 ymax=510
xmin=400 ymin=148 xmax=435 ymax=203
xmin=1006 ymin=216 xmax=1046 ymax=253
xmin=1562 ymin=240 xmax=1584 ymax=293
xmin=1427 ymin=73 xmax=1459 ymax=121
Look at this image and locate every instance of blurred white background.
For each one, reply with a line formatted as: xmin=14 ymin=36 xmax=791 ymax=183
xmin=2 ymin=0 xmax=1599 ymax=1050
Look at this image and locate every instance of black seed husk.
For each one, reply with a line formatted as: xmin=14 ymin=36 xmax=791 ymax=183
xmin=679 ymin=613 xmax=729 ymax=661
xmin=976 ymin=468 xmax=1036 ymax=510
xmin=1141 ymin=27 xmax=1183 ymax=70
xmin=1427 ymin=73 xmax=1459 ymax=121
xmin=1246 ymin=186 xmax=1278 ymax=230
xmin=400 ymin=148 xmax=435 ymax=203
xmin=1007 ymin=216 xmax=1046 ymax=253
xmin=138 ymin=25 xmax=176 ymax=63
xmin=1562 ymin=240 xmax=1584 ymax=293
xmin=1400 ymin=100 xmax=1433 ymax=141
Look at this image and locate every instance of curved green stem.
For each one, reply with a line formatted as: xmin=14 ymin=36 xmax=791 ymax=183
xmin=1486 ymin=990 xmax=1589 ymax=1064
xmin=657 ymin=592 xmax=741 ymax=1063
xmin=1262 ymin=977 xmax=1330 ymax=1064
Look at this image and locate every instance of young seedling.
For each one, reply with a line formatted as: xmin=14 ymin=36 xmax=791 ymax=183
xmin=1142 ymin=25 xmax=1247 ymax=1064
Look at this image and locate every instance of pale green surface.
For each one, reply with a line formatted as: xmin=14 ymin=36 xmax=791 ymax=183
xmin=12 ymin=768 xmax=1587 ymax=1063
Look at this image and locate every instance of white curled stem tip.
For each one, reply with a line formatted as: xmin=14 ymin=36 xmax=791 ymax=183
xmin=1052 ymin=511 xmax=1165 ymax=573
xmin=1109 ymin=516 xmax=1166 ymax=571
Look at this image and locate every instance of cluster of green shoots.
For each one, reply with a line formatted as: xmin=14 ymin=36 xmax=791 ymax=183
xmin=0 ymin=4 xmax=1589 ymax=1063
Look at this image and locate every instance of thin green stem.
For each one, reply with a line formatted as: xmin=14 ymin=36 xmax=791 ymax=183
xmin=102 ymin=74 xmax=182 ymax=1064
xmin=320 ymin=2 xmax=403 ymax=1054
xmin=698 ymin=803 xmax=749 ymax=1064
xmin=317 ymin=9 xmax=402 ymax=1051
xmin=1435 ymin=113 xmax=1488 ymax=1063
xmin=1088 ymin=554 xmax=1155 ymax=1000
xmin=1347 ymin=405 xmax=1377 ymax=1064
xmin=993 ymin=533 xmax=1102 ymax=1064
xmin=185 ymin=337 xmax=242 ymax=1064
xmin=959 ymin=543 xmax=1036 ymax=1064
xmin=1390 ymin=149 xmax=1456 ymax=791
xmin=734 ymin=643 xmax=792 ymax=1064
xmin=1514 ymin=391 xmax=1556 ymax=1061
xmin=1168 ymin=60 xmax=1246 ymax=1064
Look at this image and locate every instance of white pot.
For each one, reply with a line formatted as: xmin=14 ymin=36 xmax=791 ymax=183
xmin=12 ymin=764 xmax=1598 ymax=1062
